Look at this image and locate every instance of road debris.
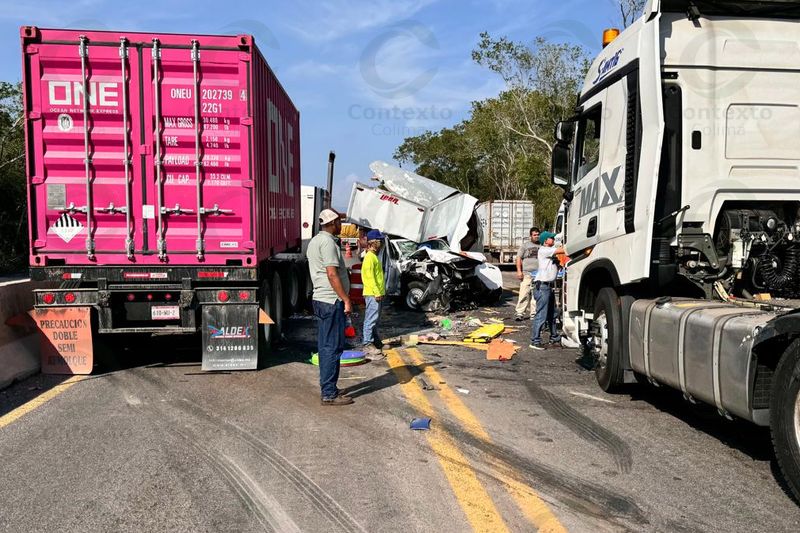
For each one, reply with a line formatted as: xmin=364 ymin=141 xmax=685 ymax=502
xmin=410 ymin=417 xmax=432 ymax=430
xmin=464 ymin=323 xmax=505 ymax=343
xmin=417 ymin=377 xmax=435 ymax=391
xmin=486 ymin=339 xmax=516 ymax=361
xmin=455 ymin=388 xmax=470 ymax=395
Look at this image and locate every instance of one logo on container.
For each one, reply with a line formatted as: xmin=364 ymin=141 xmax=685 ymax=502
xmin=48 ymin=81 xmax=119 ymax=107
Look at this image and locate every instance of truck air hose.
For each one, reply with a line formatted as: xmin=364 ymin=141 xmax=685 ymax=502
xmin=758 ymin=246 xmax=799 ymax=291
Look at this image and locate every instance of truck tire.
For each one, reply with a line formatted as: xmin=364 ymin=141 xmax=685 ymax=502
xmin=592 ymin=287 xmax=626 ymax=393
xmin=270 ymin=271 xmax=284 ymax=341
xmin=770 ymin=339 xmax=800 ymax=502
xmin=283 ymin=263 xmax=301 ymax=313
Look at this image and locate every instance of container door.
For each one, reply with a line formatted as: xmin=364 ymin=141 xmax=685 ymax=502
xmin=27 ymin=37 xmax=144 ymax=261
xmin=142 ymin=39 xmax=252 ymax=262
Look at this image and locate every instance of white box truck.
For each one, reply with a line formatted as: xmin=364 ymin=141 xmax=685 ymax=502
xmin=476 ymin=201 xmax=536 ymax=264
xmin=552 ymin=0 xmax=800 ymax=500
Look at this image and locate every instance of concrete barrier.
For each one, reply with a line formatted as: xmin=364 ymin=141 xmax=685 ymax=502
xmin=0 ymin=278 xmax=44 ymax=390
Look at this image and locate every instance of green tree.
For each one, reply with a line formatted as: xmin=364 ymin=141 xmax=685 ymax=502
xmin=0 ymin=82 xmax=27 ymax=274
xmin=396 ymin=32 xmax=590 ymax=224
xmin=614 ymin=0 xmax=647 ymax=28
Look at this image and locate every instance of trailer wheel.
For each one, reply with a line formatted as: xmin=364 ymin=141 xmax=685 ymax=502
xmin=270 ymin=271 xmax=284 ymax=341
xmin=770 ymin=339 xmax=800 ymax=502
xmin=591 ymin=287 xmax=625 ymax=393
xmin=283 ymin=263 xmax=301 ymax=313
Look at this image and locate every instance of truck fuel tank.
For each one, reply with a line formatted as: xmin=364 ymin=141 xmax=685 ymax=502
xmin=628 ymin=298 xmax=778 ymax=424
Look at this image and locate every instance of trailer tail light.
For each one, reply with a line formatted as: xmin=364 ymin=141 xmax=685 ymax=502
xmin=127 ymin=293 xmax=136 ymax=302
xmin=64 ymin=292 xmax=76 ymax=304
xmin=165 ymin=293 xmax=173 ymax=301
xmin=42 ymin=293 xmax=55 ymax=305
xmin=217 ymin=290 xmax=230 ymax=303
xmin=147 ymin=293 xmax=154 ymax=301
xmin=62 ymin=272 xmax=82 ymax=280
xmin=238 ymin=290 xmax=251 ymax=301
xmin=198 ymin=271 xmax=227 ymax=279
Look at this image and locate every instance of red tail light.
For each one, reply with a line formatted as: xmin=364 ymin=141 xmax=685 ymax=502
xmin=165 ymin=293 xmax=173 ymax=301
xmin=217 ymin=290 xmax=230 ymax=303
xmin=42 ymin=293 xmax=55 ymax=304
xmin=127 ymin=293 xmax=136 ymax=302
xmin=238 ymin=290 xmax=250 ymax=301
xmin=64 ymin=292 xmax=76 ymax=304
xmin=146 ymin=293 xmax=154 ymax=301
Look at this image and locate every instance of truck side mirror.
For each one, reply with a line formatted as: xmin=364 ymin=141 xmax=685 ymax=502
xmin=554 ymin=120 xmax=575 ymax=143
xmin=551 ymin=142 xmax=571 ymax=188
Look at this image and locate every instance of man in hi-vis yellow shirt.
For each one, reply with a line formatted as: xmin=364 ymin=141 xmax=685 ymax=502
xmin=361 ymin=229 xmax=386 ymax=356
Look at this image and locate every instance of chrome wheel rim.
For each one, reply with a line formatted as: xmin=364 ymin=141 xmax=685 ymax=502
xmin=591 ymin=311 xmax=609 ymax=370
xmin=406 ymin=288 xmax=424 ymax=310
xmin=794 ymin=388 xmax=800 ymax=449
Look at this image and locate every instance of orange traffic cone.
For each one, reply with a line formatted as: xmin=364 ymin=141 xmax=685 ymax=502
xmin=345 ymin=242 xmax=352 ymax=258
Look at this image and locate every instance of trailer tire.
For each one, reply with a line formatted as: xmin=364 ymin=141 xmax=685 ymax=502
xmin=592 ymin=287 xmax=625 ymax=393
xmin=270 ymin=271 xmax=284 ymax=341
xmin=770 ymin=339 xmax=800 ymax=502
xmin=283 ymin=263 xmax=301 ymax=312
xmin=258 ymin=272 xmax=283 ymax=356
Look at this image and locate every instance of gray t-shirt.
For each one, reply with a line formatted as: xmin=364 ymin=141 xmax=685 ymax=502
xmin=517 ymin=240 xmax=540 ymax=273
xmin=307 ymin=231 xmax=350 ymax=304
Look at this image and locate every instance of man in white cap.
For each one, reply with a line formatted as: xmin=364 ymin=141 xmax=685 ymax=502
xmin=307 ymin=209 xmax=353 ymax=405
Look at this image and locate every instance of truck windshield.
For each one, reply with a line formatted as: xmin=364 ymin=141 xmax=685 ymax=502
xmin=662 ymin=0 xmax=800 ymax=17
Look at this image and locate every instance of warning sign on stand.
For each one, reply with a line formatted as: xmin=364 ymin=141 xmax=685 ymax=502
xmin=30 ymin=307 xmax=93 ymax=375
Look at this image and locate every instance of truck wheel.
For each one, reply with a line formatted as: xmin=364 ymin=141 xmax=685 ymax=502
xmin=270 ymin=271 xmax=284 ymax=341
xmin=404 ymin=281 xmax=426 ymax=311
xmin=283 ymin=263 xmax=301 ymax=313
xmin=770 ymin=340 xmax=800 ymax=502
xmin=592 ymin=287 xmax=625 ymax=393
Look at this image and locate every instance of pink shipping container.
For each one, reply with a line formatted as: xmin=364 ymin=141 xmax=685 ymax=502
xmin=22 ymin=26 xmax=305 ymax=369
xmin=22 ymin=26 xmax=300 ymax=268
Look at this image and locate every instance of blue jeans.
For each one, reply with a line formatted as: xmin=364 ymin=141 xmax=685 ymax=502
xmin=313 ymin=299 xmax=346 ymax=399
xmin=362 ymin=296 xmax=382 ymax=346
xmin=532 ymin=282 xmax=560 ymax=345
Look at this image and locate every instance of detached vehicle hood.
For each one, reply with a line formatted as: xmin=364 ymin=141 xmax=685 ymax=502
xmin=346 ymin=161 xmax=482 ymax=252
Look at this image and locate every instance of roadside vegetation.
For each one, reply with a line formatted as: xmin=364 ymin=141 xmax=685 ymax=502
xmin=394 ymin=0 xmax=645 ymax=225
xmin=0 ymin=82 xmax=26 ymax=275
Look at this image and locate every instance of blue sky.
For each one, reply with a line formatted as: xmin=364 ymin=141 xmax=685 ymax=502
xmin=0 ymin=0 xmax=622 ymax=209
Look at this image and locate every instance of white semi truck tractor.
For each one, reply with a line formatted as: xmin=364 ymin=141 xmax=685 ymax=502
xmin=551 ymin=0 xmax=800 ymax=500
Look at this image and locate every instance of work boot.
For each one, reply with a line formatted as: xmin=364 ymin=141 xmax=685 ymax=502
xmin=321 ymin=395 xmax=354 ymax=406
xmin=362 ymin=345 xmax=383 ymax=357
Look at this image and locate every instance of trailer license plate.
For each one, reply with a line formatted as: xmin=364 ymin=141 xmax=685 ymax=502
xmin=151 ymin=306 xmax=180 ymax=320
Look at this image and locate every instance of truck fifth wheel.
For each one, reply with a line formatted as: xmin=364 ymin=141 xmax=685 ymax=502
xmin=551 ymin=1 xmax=800 ymax=501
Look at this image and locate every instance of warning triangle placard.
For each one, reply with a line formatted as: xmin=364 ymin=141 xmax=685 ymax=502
xmin=51 ymin=213 xmax=84 ymax=243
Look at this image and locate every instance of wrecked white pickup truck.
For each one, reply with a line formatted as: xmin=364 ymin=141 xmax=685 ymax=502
xmin=347 ymin=161 xmax=503 ymax=312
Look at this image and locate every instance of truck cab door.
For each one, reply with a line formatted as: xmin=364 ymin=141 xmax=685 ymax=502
xmin=567 ymin=94 xmax=605 ymax=252
xmin=381 ymin=238 xmax=401 ymax=296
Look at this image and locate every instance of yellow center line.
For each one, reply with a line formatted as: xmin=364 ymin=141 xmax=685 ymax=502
xmin=385 ymin=349 xmax=510 ymax=533
xmin=405 ymin=348 xmax=567 ymax=533
xmin=0 ymin=375 xmax=85 ymax=430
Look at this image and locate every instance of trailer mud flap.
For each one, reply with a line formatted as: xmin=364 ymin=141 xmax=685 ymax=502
xmin=30 ymin=307 xmax=93 ymax=375
xmin=201 ymin=304 xmax=259 ymax=371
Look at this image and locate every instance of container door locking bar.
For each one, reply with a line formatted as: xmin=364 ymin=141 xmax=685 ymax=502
xmin=79 ymin=35 xmax=95 ymax=259
xmin=119 ymin=37 xmax=134 ymax=259
xmin=191 ymin=40 xmax=205 ymax=260
xmin=152 ymin=38 xmax=166 ymax=260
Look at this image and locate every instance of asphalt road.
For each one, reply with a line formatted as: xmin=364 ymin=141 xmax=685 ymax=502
xmin=1 ymin=274 xmax=799 ymax=532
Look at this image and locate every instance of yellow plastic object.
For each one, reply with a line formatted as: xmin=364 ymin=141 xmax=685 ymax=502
xmin=463 ymin=323 xmax=505 ymax=344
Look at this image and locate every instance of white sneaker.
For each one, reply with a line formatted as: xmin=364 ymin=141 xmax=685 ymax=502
xmin=529 ymin=344 xmax=545 ymax=351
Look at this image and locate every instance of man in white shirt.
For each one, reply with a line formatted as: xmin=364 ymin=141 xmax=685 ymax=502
xmin=530 ymin=232 xmax=563 ymax=350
